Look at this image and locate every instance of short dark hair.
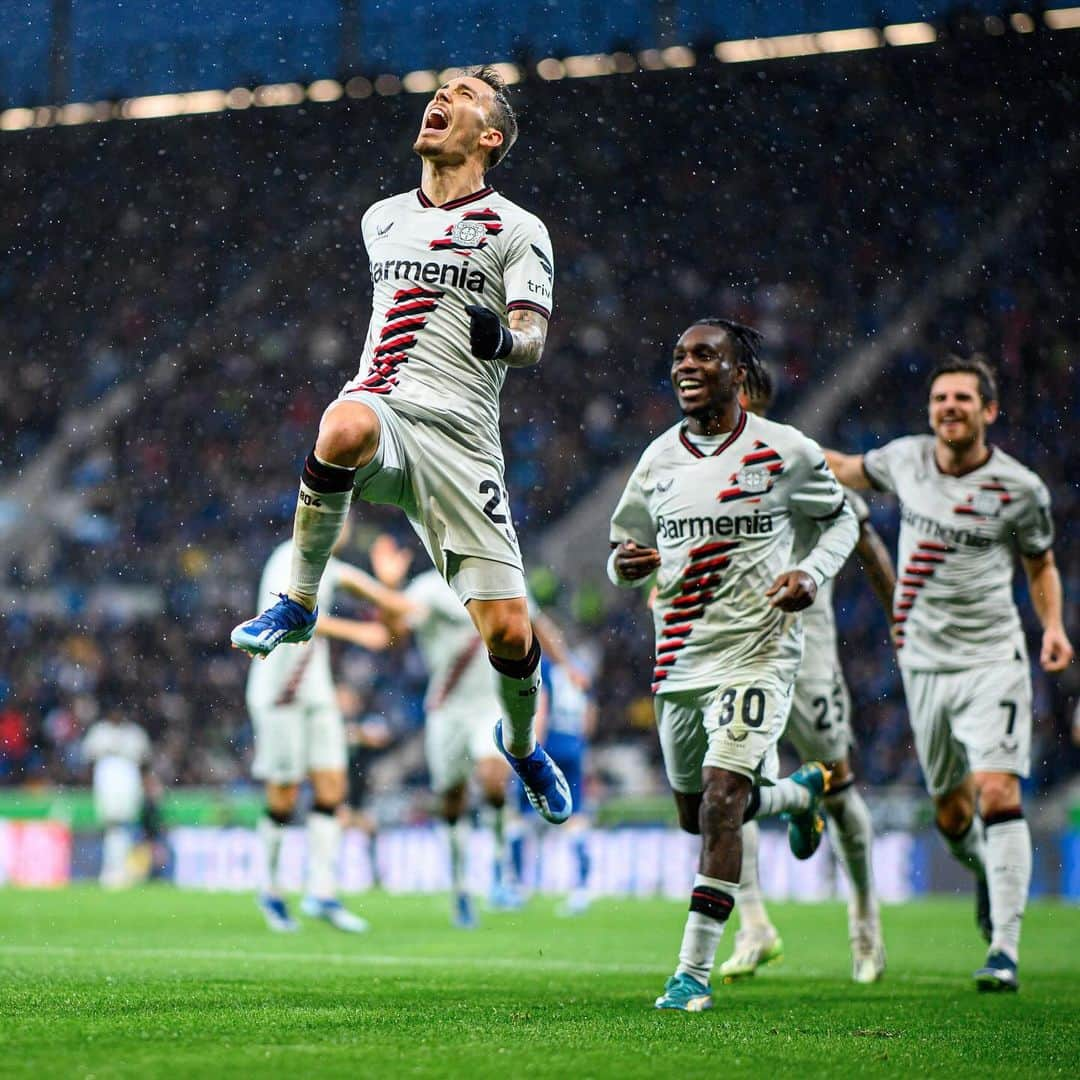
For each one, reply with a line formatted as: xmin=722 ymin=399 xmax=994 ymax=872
xmin=469 ymin=65 xmax=518 ymax=170
xmin=928 ymin=354 xmax=998 ymax=405
xmin=689 ymin=318 xmax=769 ymax=402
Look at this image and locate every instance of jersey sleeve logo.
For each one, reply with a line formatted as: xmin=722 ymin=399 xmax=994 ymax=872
xmin=530 ymin=243 xmax=554 ymax=281
xmin=956 ymin=482 xmax=1012 ymax=518
xmin=430 ymin=209 xmax=503 ymax=255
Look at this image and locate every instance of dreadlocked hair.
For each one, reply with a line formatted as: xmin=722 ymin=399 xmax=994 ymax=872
xmin=692 ymin=318 xmax=769 ymax=401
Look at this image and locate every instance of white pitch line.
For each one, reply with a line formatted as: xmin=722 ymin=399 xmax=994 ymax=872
xmin=0 ymin=943 xmax=669 ymax=976
xmin=0 ymin=943 xmax=961 ymax=984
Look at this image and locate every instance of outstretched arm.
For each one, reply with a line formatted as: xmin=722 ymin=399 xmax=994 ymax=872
xmin=316 ymin=614 xmax=394 ymax=651
xmin=1021 ymin=549 xmax=1074 ymax=672
xmin=824 ymin=450 xmax=872 ymax=490
xmin=855 ymin=519 xmax=897 ymax=625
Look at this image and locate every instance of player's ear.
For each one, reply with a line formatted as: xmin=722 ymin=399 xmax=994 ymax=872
xmin=984 ymin=398 xmax=1000 ymax=424
xmin=479 ymin=127 xmax=503 ymax=156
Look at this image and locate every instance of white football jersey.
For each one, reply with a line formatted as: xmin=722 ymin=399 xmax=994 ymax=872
xmin=610 ymin=411 xmax=858 ymax=693
xmin=344 ymin=187 xmax=554 ymax=455
xmin=796 ymin=486 xmax=870 ymax=676
xmin=246 ymin=542 xmax=346 ymax=711
xmin=82 ymin=721 xmax=151 ymax=766
xmin=864 ymin=435 xmax=1054 ymax=671
xmin=405 ymin=570 xmax=500 ymax=717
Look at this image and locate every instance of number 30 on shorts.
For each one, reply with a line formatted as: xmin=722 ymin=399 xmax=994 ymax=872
xmin=705 ymin=684 xmax=768 ymax=732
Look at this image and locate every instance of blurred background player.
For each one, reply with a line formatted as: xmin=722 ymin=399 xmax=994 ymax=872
xmin=247 ymin=517 xmax=391 ymax=933
xmin=608 ymin=318 xmax=858 ymax=1011
xmin=721 ymin=367 xmax=897 ymax=984
xmin=340 ymin=534 xmax=518 ymax=927
xmin=81 ymin=709 xmax=151 ymax=888
xmin=230 ymin=67 xmax=570 ymax=826
xmin=827 ymin=355 xmax=1074 ymax=992
xmin=511 ymin=651 xmax=596 ymax=915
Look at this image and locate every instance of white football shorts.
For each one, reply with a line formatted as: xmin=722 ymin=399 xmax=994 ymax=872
xmin=655 ymin=674 xmax=793 ymax=793
xmin=250 ymin=702 xmax=347 ymax=784
xmin=900 ymin=657 xmax=1032 ymax=797
xmin=332 ymin=392 xmax=527 ymax=604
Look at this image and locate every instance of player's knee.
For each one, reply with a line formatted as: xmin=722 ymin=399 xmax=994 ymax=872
xmin=700 ymin=779 xmax=745 ymax=835
xmin=266 ymin=783 xmax=300 ymax=818
xmin=934 ymin=793 xmax=973 ymax=837
xmin=311 ymin=774 xmax=347 ymax=807
xmin=976 ymin=772 xmax=1021 ymax=817
xmin=485 ymin=617 xmax=532 ymax=661
xmin=317 ymin=402 xmax=380 ymax=466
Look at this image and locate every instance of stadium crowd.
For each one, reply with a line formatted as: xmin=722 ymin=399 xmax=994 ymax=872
xmin=2 ymin=36 xmax=1078 ymax=798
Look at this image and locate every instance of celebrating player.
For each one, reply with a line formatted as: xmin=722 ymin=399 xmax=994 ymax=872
xmin=248 ymin=519 xmax=391 ymax=933
xmin=230 ymin=66 xmax=570 ymax=824
xmin=826 ymin=355 xmax=1073 ymax=992
xmin=720 ymin=367 xmax=896 ymax=985
xmin=608 ymin=319 xmax=859 ymax=1011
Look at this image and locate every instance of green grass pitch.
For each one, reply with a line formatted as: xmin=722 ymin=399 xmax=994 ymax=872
xmin=1 ymin=888 xmax=1077 ymax=1077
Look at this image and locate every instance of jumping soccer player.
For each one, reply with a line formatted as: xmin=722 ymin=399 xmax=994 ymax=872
xmin=826 ymin=355 xmax=1073 ymax=992
xmin=608 ymin=319 xmax=859 ymax=1011
xmin=720 ymin=367 xmax=896 ymax=985
xmin=231 ymin=66 xmax=569 ymax=825
xmin=248 ymin=520 xmax=391 ymax=933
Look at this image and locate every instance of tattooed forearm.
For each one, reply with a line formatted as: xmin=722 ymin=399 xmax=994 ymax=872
xmin=504 ymin=308 xmax=548 ymax=368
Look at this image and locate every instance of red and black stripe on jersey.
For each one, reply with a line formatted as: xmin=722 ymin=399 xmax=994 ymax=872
xmin=894 ymin=539 xmax=954 ymax=649
xmin=429 ymin=208 xmax=504 ymax=256
xmin=416 ymin=186 xmax=494 ymax=210
xmin=717 ymin=440 xmax=785 ymax=504
xmin=652 ymin=539 xmax=739 ymax=691
xmin=347 ymin=286 xmax=444 ymax=395
xmin=954 ymin=481 xmax=1013 ymax=517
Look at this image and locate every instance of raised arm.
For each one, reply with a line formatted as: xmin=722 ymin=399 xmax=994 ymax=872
xmin=824 ymin=449 xmax=872 ymax=490
xmin=1021 ymin=549 xmax=1074 ymax=672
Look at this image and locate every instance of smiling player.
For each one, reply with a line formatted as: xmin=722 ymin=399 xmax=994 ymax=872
xmin=231 ymin=67 xmax=570 ymax=823
xmin=827 ymin=355 xmax=1073 ymax=992
xmin=608 ymin=318 xmax=859 ymax=1011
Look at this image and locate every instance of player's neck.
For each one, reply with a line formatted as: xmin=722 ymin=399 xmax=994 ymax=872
xmin=934 ymin=437 xmax=991 ymax=477
xmin=684 ymin=402 xmax=742 ymax=438
xmin=419 ymin=159 xmax=489 ymax=207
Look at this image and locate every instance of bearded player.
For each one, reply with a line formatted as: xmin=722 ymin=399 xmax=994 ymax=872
xmin=231 ymin=67 xmax=570 ymax=823
xmin=827 ymin=355 xmax=1073 ymax=992
xmin=608 ymin=319 xmax=859 ymax=1011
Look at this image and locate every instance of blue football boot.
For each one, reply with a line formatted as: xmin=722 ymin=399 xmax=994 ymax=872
xmin=974 ymin=950 xmax=1019 ymax=993
xmin=493 ymin=721 xmax=572 ymax=825
xmin=654 ymin=972 xmax=713 ymax=1012
xmin=231 ymin=593 xmax=317 ymax=657
xmin=783 ymin=761 xmax=832 ymax=860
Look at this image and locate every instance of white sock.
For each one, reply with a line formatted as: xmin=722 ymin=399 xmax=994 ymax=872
xmin=675 ymin=873 xmax=736 ymax=984
xmin=305 ymin=809 xmax=341 ymax=900
xmin=288 ymin=452 xmax=356 ymax=610
xmin=445 ymin=819 xmax=470 ymax=894
xmin=755 ymin=777 xmax=811 ymax=817
xmin=101 ymin=826 xmax=132 ymax=885
xmin=735 ymin=821 xmax=772 ymax=932
xmin=940 ymin=818 xmax=986 ymax=878
xmin=985 ymin=817 xmax=1031 ymax=963
xmin=490 ymin=643 xmax=541 ymax=757
xmin=824 ymin=785 xmax=877 ymax=925
xmin=257 ymin=814 xmax=286 ymax=895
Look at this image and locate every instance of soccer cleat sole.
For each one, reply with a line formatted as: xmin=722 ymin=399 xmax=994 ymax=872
xmin=654 ymin=994 xmax=713 ymax=1012
xmin=975 ymin=972 xmax=1019 ymax=993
